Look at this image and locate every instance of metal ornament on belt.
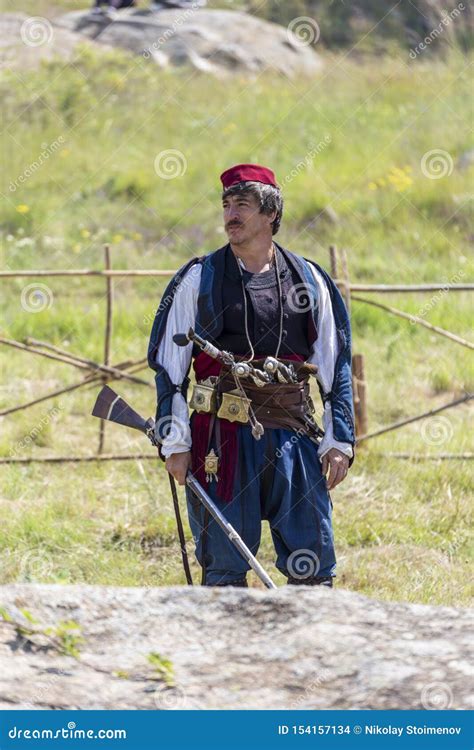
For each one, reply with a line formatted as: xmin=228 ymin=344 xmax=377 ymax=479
xmin=189 ymin=377 xmax=217 ymax=413
xmin=263 ymin=356 xmax=297 ymax=384
xmin=204 ymin=448 xmax=219 ymax=483
xmin=217 ymin=389 xmax=251 ymax=424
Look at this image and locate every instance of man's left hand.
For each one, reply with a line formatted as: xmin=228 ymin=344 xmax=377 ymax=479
xmin=321 ymin=448 xmax=350 ymax=490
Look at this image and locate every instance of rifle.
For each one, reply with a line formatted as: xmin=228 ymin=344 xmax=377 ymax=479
xmin=91 ymin=385 xmax=277 ymax=589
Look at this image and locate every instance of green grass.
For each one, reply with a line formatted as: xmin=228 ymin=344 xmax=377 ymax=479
xmin=0 ymin=43 xmax=472 ymax=605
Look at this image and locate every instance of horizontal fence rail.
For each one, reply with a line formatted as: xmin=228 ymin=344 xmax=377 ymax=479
xmin=1 ymin=244 xmax=472 ymax=464
xmin=1 ymin=267 xmax=473 ymax=292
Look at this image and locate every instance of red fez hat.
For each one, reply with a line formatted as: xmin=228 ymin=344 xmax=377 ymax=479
xmin=220 ymin=163 xmax=278 ymax=189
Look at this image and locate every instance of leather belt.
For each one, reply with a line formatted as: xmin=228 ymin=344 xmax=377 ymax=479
xmin=218 ymin=374 xmax=313 ymax=431
xmin=190 ymin=367 xmax=321 ymax=436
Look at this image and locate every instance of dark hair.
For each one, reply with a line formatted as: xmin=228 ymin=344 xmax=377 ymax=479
xmin=222 ymin=181 xmax=284 ymax=235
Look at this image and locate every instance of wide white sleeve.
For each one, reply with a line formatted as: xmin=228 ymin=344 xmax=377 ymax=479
xmin=155 ymin=263 xmax=202 ymax=457
xmin=307 ymin=265 xmax=354 ymax=461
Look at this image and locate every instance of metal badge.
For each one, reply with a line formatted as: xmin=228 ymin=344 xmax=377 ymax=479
xmin=204 ymin=448 xmax=219 ymax=483
xmin=189 ymin=380 xmax=217 ymax=413
xmin=217 ymin=389 xmax=251 ymax=424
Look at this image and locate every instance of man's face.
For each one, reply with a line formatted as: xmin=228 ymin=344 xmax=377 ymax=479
xmin=222 ymin=190 xmax=275 ymax=245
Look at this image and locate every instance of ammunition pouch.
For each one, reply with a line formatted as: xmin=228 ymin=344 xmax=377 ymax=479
xmin=189 ymin=361 xmax=322 ymax=438
xmin=189 ymin=377 xmax=219 ymax=414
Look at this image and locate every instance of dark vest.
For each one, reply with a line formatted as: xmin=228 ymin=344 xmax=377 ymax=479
xmin=215 ymin=245 xmax=311 ymax=358
xmin=147 ymin=240 xmax=355 ymax=447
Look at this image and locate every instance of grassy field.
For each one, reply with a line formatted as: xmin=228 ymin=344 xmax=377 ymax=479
xmin=1 ymin=40 xmax=472 ymax=605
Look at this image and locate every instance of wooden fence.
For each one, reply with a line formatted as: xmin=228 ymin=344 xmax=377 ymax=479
xmin=0 ymin=244 xmax=472 ymax=464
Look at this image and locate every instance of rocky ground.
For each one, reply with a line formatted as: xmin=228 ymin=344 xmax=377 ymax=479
xmin=0 ymin=584 xmax=471 ymax=710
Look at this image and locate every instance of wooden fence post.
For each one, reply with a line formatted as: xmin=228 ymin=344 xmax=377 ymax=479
xmin=98 ymin=244 xmax=113 ymax=454
xmin=329 ymin=244 xmax=338 ymax=280
xmin=329 ymin=245 xmax=368 ymax=442
xmin=340 ymin=248 xmax=351 ymax=315
xmin=353 ymin=353 xmax=368 ymax=439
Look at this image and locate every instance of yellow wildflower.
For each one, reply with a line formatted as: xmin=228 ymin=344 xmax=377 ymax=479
xmin=16 ymin=204 xmax=29 ymax=214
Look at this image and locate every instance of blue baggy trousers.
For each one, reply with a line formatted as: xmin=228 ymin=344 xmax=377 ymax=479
xmin=185 ymin=424 xmax=336 ymax=585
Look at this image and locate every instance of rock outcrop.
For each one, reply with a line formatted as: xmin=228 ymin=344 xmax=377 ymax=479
xmin=54 ymin=8 xmax=324 ymax=77
xmin=0 ymin=13 xmax=114 ymax=71
xmin=0 ymin=584 xmax=471 ymax=710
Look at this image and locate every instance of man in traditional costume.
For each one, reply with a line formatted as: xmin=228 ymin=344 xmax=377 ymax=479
xmin=147 ymin=163 xmax=355 ymax=588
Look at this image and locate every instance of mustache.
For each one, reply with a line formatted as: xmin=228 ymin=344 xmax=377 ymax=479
xmin=226 ymin=221 xmax=242 ymax=228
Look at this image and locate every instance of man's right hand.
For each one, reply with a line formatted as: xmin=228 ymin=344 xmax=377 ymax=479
xmin=165 ymin=451 xmax=192 ymax=486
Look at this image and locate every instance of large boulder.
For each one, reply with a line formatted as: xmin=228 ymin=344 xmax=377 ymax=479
xmin=0 ymin=584 xmax=471 ymax=709
xmin=54 ymin=8 xmax=324 ymax=77
xmin=0 ymin=13 xmax=114 ymax=71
